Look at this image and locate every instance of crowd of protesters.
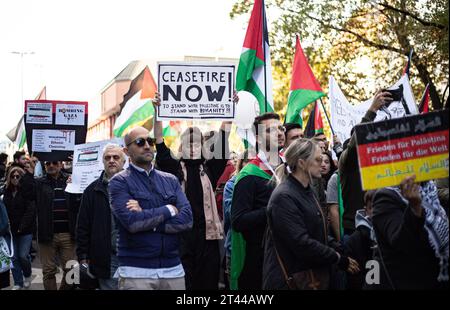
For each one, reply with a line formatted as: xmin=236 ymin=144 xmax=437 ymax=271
xmin=0 ymin=89 xmax=448 ymax=290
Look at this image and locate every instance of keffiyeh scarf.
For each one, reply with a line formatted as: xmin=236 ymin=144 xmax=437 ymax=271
xmin=389 ymin=180 xmax=449 ymax=282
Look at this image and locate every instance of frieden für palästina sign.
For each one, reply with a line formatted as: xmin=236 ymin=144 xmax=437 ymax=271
xmin=354 ymin=110 xmax=449 ymax=190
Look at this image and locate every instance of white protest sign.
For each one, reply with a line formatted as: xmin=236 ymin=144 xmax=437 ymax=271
xmin=329 ymin=75 xmax=418 ymax=143
xmin=65 ymin=138 xmax=127 ymax=194
xmin=26 ymin=102 xmax=53 ymax=124
xmin=157 ymin=62 xmax=235 ymax=120
xmin=31 ymin=129 xmax=75 ymax=152
xmin=55 ymin=103 xmax=86 ymax=126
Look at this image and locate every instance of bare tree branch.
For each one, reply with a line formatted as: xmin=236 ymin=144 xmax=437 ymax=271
xmin=280 ymin=6 xmax=404 ymax=54
xmin=305 ymin=12 xmax=404 ymax=54
xmin=378 ymin=2 xmax=447 ymax=30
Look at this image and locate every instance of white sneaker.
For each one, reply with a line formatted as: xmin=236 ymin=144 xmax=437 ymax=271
xmin=11 ymin=285 xmax=22 ymax=290
xmin=23 ymin=276 xmax=32 ymax=289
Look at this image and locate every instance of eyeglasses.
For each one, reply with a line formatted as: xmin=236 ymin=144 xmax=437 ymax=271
xmin=126 ymin=137 xmax=155 ymax=147
xmin=44 ymin=161 xmax=59 ymax=166
xmin=11 ymin=175 xmax=21 ymax=180
xmin=104 ymin=155 xmax=121 ymax=161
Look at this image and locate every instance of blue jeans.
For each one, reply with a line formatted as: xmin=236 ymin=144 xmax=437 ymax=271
xmin=98 ymin=254 xmax=119 ymax=290
xmin=6 ymin=234 xmax=33 ymax=287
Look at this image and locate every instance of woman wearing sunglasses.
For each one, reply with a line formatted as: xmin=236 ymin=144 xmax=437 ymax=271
xmin=3 ymin=166 xmax=36 ymax=290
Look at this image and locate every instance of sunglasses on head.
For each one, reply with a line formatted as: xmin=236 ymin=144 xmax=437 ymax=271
xmin=126 ymin=137 xmax=155 ymax=147
xmin=44 ymin=161 xmax=59 ymax=166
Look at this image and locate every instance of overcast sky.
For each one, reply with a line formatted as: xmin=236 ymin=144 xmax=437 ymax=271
xmin=0 ymin=0 xmax=248 ymax=136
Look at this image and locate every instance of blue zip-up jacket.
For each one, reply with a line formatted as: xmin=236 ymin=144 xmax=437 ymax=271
xmin=109 ymin=164 xmax=193 ymax=269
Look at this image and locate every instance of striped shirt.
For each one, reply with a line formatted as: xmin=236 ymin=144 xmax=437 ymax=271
xmin=50 ymin=176 xmax=69 ymax=233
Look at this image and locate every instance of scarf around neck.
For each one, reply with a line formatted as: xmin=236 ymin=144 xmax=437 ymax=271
xmin=388 ymin=180 xmax=449 ymax=282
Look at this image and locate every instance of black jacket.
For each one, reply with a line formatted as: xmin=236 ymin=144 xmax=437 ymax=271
xmin=76 ymin=172 xmax=115 ymax=279
xmin=338 ymin=110 xmax=377 ymax=231
xmin=371 ymin=188 xmax=448 ymax=290
xmin=35 ymin=173 xmax=81 ymax=243
xmin=3 ymin=189 xmax=36 ymax=236
xmin=155 ymin=130 xmax=229 ymax=189
xmin=155 ymin=132 xmax=228 ymax=290
xmin=263 ymin=175 xmax=339 ymax=290
xmin=231 ymin=173 xmax=275 ymax=289
xmin=7 ymin=164 xmax=36 ymax=202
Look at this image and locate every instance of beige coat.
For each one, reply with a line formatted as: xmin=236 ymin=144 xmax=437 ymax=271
xmin=180 ymin=162 xmax=224 ymax=240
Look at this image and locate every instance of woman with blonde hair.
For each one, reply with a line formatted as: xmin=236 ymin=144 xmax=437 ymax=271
xmin=263 ymin=138 xmax=359 ymax=289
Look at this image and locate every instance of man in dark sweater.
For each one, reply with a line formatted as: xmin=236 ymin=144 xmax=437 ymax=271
xmin=109 ymin=126 xmax=193 ymax=290
xmin=231 ymin=112 xmax=285 ymax=289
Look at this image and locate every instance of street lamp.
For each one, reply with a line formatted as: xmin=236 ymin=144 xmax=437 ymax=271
xmin=11 ymin=51 xmax=35 ymax=106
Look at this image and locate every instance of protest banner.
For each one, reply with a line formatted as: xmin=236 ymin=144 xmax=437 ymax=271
xmin=330 ymin=75 xmax=418 ymax=144
xmin=355 ymin=110 xmax=448 ymax=190
xmin=24 ymin=100 xmax=88 ymax=161
xmin=157 ymin=62 xmax=235 ymax=120
xmin=65 ymin=138 xmax=127 ymax=194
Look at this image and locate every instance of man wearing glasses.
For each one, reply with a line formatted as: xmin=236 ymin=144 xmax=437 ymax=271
xmin=109 ymin=126 xmax=193 ymax=290
xmin=35 ymin=160 xmax=81 ymax=290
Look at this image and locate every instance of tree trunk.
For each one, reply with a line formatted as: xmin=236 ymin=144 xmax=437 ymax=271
xmin=413 ymin=56 xmax=442 ymax=110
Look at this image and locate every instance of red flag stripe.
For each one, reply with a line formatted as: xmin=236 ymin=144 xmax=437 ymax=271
xmin=242 ymin=0 xmax=264 ymax=61
xmin=290 ymin=36 xmax=323 ymax=92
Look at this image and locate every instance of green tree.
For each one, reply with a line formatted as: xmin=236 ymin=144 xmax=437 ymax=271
xmin=231 ymin=0 xmax=449 ymax=111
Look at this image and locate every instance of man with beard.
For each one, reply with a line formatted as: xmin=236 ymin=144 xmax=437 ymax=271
xmin=109 ymin=127 xmax=192 ymax=290
xmin=230 ymin=112 xmax=285 ymax=289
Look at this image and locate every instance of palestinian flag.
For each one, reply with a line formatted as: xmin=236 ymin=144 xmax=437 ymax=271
xmin=113 ymin=66 xmax=157 ymax=137
xmin=236 ymin=0 xmax=274 ymax=114
xmin=230 ymin=157 xmax=272 ymax=290
xmin=285 ymin=36 xmax=325 ymax=125
xmin=402 ymin=49 xmax=413 ymax=76
xmin=304 ymin=101 xmax=324 ymax=138
xmin=419 ymin=83 xmax=430 ymax=114
xmin=7 ymin=86 xmax=46 ymax=149
xmin=162 ymin=120 xmax=182 ymax=137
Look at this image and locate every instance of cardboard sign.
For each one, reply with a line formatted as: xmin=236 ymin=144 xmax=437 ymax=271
xmin=355 ymin=110 xmax=449 ymax=190
xmin=65 ymin=138 xmax=127 ymax=194
xmin=157 ymin=62 xmax=235 ymax=120
xmin=24 ymin=100 xmax=88 ymax=161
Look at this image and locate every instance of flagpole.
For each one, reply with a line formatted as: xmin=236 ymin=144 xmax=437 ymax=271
xmin=319 ymin=98 xmax=335 ymax=136
xmin=442 ymin=84 xmax=449 ymax=105
xmin=262 ymin=0 xmax=268 ymax=114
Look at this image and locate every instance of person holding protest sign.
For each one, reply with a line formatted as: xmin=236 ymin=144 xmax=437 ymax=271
xmin=370 ymin=175 xmax=449 ymax=289
xmin=262 ymin=138 xmax=359 ymax=290
xmin=76 ymin=144 xmax=126 ymax=290
xmin=152 ymin=92 xmax=233 ymax=290
xmin=338 ymin=90 xmax=393 ymax=235
xmin=230 ymin=112 xmax=285 ymax=290
xmin=109 ymin=126 xmax=193 ymax=290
